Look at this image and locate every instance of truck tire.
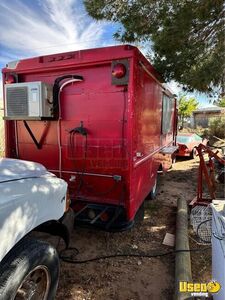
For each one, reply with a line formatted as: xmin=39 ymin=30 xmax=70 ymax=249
xmin=0 ymin=238 xmax=59 ymax=300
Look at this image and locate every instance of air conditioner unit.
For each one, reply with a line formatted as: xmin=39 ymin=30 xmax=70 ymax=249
xmin=4 ymin=82 xmax=54 ymax=120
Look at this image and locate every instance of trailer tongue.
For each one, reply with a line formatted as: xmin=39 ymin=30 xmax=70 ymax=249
xmin=2 ymin=45 xmax=177 ymax=230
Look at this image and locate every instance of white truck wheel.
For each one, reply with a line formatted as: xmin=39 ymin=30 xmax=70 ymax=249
xmin=0 ymin=238 xmax=59 ymax=300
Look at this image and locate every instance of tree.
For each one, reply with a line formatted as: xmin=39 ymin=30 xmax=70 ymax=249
xmin=214 ymin=97 xmax=225 ymax=107
xmin=178 ymin=96 xmax=199 ymax=126
xmin=84 ymin=0 xmax=225 ymax=95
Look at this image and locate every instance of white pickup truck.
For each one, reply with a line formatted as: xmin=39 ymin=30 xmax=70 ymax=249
xmin=0 ymin=158 xmax=74 ymax=300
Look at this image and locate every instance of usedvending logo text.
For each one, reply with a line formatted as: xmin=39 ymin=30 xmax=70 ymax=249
xmin=179 ymin=280 xmax=221 ymax=297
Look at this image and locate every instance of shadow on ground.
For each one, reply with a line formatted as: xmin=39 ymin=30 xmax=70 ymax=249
xmin=53 ymin=158 xmax=202 ymax=300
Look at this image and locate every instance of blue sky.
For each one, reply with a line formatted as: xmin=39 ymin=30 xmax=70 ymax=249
xmin=0 ymin=0 xmax=213 ymax=107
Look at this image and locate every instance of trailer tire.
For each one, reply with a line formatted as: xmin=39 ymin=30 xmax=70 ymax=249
xmin=172 ymin=156 xmax=176 ymax=165
xmin=135 ymin=202 xmax=145 ymax=223
xmin=146 ymin=177 xmax=157 ymax=200
xmin=0 ymin=238 xmax=59 ymax=300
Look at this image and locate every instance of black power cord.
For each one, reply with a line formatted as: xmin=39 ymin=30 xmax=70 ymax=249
xmin=53 ymin=74 xmax=83 ymax=116
xmin=59 ymin=246 xmax=211 ymax=265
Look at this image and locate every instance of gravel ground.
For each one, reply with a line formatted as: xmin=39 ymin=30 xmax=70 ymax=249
xmin=34 ymin=152 xmax=223 ymax=300
xmin=55 ymin=157 xmax=203 ymax=300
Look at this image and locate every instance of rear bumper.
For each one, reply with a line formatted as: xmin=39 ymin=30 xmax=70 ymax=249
xmin=72 ymin=201 xmax=134 ymax=232
xmin=75 ymin=217 xmax=134 ymax=232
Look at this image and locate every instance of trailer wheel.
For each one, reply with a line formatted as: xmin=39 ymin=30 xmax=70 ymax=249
xmin=135 ymin=202 xmax=145 ymax=223
xmin=172 ymin=156 xmax=176 ymax=165
xmin=146 ymin=177 xmax=157 ymax=200
xmin=0 ymin=238 xmax=59 ymax=300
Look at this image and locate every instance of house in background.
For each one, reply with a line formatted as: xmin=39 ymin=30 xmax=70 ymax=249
xmin=191 ymin=106 xmax=225 ymax=128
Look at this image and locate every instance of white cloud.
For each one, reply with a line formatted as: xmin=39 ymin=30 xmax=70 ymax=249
xmin=0 ymin=0 xmax=113 ymax=58
xmin=0 ymin=0 xmax=116 ymax=101
xmin=0 ymin=0 xmax=210 ymax=108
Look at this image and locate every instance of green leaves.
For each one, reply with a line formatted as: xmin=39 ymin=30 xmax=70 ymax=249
xmin=178 ymin=96 xmax=199 ymax=125
xmin=84 ymin=0 xmax=225 ymax=95
xmin=214 ymin=98 xmax=225 ymax=107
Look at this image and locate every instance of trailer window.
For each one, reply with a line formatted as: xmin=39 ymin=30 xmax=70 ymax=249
xmin=162 ymin=95 xmax=174 ymax=134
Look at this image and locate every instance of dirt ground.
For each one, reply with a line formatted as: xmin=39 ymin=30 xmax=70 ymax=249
xmin=53 ymin=154 xmax=219 ymax=300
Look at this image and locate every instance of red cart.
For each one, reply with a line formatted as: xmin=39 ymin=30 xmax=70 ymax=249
xmin=2 ymin=45 xmax=177 ymax=230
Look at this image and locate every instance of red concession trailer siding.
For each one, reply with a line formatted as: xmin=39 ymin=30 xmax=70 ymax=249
xmin=2 ymin=45 xmax=177 ymax=230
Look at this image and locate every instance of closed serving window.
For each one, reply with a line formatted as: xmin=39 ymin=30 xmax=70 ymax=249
xmin=161 ymin=94 xmax=174 ymax=134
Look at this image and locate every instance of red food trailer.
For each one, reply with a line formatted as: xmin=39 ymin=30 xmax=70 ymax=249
xmin=2 ymin=45 xmax=177 ymax=230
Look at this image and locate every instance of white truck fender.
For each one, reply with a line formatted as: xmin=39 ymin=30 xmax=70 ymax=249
xmin=0 ymin=158 xmax=68 ymax=263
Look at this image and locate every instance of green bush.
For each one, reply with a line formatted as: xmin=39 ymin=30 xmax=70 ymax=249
xmin=208 ymin=117 xmax=225 ymax=139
